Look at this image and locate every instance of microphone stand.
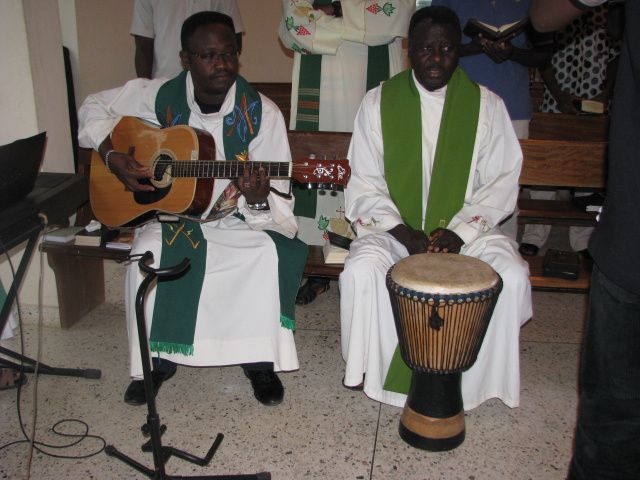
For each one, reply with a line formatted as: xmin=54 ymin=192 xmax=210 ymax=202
xmin=105 ymin=251 xmax=270 ymax=479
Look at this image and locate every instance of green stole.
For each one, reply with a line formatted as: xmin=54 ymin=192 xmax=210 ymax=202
xmin=149 ymin=72 xmax=307 ymax=356
xmin=380 ymin=67 xmax=480 ymax=393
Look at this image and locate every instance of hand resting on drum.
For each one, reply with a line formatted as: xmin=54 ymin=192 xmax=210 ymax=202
xmin=389 ymin=225 xmax=464 ymax=254
xmin=389 ymin=224 xmax=429 ymax=254
xmin=426 ymin=228 xmax=464 ymax=254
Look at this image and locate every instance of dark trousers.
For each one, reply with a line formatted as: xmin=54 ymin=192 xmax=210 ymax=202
xmin=568 ymin=265 xmax=640 ymax=480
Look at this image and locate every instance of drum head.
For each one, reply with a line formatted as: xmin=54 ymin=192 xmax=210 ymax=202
xmin=390 ymin=253 xmax=498 ymax=295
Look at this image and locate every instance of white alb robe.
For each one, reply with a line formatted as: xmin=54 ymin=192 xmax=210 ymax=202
xmin=78 ymin=74 xmax=299 ymax=378
xmin=340 ymin=74 xmax=533 ymax=410
xmin=279 ymin=0 xmax=415 ymax=133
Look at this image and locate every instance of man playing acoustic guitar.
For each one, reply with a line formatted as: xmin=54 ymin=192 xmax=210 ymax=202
xmin=78 ymin=11 xmax=308 ymax=407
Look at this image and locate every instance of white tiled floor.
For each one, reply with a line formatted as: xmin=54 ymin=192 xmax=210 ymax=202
xmin=1 ymin=242 xmax=587 ymax=479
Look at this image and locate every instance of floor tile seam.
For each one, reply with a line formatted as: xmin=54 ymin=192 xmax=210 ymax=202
xmin=520 ymin=338 xmax=582 ymax=346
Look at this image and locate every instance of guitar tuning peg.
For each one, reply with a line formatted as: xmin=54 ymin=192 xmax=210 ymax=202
xmin=306 ymin=182 xmax=314 ymax=190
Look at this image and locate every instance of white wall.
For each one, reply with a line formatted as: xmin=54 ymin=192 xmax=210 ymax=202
xmin=0 ymin=1 xmax=38 ymax=146
xmin=1 ymin=0 xmax=74 ymax=326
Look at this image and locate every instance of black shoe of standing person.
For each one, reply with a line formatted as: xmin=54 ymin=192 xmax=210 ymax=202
xmin=518 ymin=243 xmax=539 ymax=257
xmin=124 ymin=364 xmax=177 ymax=406
xmin=244 ymin=369 xmax=284 ymax=406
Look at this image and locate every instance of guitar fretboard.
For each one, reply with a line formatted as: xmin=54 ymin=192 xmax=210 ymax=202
xmin=156 ymin=160 xmax=292 ymax=179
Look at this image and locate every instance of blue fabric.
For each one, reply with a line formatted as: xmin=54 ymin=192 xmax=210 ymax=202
xmin=431 ymin=0 xmax=532 ymax=121
xmin=568 ymin=266 xmax=640 ymax=480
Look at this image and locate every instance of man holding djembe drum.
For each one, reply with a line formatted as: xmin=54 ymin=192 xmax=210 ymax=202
xmin=339 ymin=5 xmax=532 ymax=448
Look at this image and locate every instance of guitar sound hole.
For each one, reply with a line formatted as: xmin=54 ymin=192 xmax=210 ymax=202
xmin=153 ymin=154 xmax=173 ymax=181
xmin=133 ymin=180 xmax=171 ymax=205
xmin=132 ymin=153 xmax=173 ymax=205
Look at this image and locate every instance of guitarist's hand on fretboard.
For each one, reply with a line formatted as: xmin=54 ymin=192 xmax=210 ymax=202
xmin=236 ymin=165 xmax=271 ymax=205
xmin=108 ymin=148 xmax=154 ymax=192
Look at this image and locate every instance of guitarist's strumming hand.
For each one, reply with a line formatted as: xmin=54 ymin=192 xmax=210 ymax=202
xmin=237 ymin=165 xmax=270 ymax=206
xmin=99 ymin=140 xmax=154 ymax=192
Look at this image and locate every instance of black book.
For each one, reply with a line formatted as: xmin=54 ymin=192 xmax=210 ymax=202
xmin=463 ymin=17 xmax=528 ymax=42
xmin=572 ymin=192 xmax=605 ymax=212
xmin=542 ymin=249 xmax=581 ymax=281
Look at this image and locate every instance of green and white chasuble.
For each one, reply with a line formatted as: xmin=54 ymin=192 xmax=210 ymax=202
xmin=140 ymin=71 xmax=307 ymax=364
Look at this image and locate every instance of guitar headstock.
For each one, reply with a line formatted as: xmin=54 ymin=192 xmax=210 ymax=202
xmin=291 ymin=158 xmax=351 ymax=186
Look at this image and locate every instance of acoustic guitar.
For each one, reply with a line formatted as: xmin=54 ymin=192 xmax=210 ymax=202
xmin=89 ymin=116 xmax=350 ymax=227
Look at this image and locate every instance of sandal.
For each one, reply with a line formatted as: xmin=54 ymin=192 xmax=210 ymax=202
xmin=295 ymin=277 xmax=330 ymax=305
xmin=0 ymin=368 xmax=27 ymax=390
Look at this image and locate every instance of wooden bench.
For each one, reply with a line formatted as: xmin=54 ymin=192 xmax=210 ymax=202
xmin=517 ymin=139 xmax=606 ymax=292
xmin=42 ymin=129 xmax=606 ymax=328
xmin=297 ymin=134 xmax=608 ymax=294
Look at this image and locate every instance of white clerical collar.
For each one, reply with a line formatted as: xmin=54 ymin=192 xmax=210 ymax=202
xmin=411 ymin=70 xmax=448 ymax=99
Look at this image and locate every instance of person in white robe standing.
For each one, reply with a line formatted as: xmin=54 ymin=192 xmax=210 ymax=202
xmin=78 ymin=12 xmax=307 ymax=408
xmin=278 ymin=0 xmax=415 ymax=305
xmin=340 ymin=5 xmax=532 ymax=411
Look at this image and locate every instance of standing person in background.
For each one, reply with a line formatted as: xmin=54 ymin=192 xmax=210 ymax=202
xmin=519 ymin=2 xmax=621 ymax=258
xmin=131 ymin=0 xmax=244 ymax=79
xmin=531 ymin=1 xmax=640 ymax=479
xmin=430 ymin=0 xmax=553 ymax=240
xmin=279 ymin=0 xmax=415 ymax=305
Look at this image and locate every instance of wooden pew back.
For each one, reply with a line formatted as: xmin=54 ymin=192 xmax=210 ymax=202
xmin=288 ymin=130 xmax=351 ymax=160
xmin=518 ymin=139 xmax=607 ymax=188
xmin=529 ymin=112 xmax=609 ymax=141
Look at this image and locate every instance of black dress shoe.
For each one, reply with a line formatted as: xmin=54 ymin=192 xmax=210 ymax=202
xmin=518 ymin=243 xmax=539 ymax=257
xmin=244 ymin=369 xmax=284 ymax=406
xmin=124 ymin=366 xmax=177 ymax=406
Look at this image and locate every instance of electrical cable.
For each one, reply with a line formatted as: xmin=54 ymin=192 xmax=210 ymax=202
xmin=0 ymin=219 xmax=108 ymax=473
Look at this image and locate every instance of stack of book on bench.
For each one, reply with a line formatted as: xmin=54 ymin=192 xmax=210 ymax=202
xmin=323 ymin=231 xmax=354 ymax=265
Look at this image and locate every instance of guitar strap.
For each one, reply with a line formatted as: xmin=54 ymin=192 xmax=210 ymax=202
xmin=148 ymin=73 xmax=305 ymax=356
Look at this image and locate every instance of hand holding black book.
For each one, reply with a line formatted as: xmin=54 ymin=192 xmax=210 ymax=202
xmin=463 ymin=18 xmax=528 ymax=42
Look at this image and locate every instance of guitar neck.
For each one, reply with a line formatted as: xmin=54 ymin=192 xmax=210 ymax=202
xmin=163 ymin=160 xmax=292 ymax=179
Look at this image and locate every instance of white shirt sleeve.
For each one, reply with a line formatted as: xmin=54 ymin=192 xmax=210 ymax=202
xmin=447 ymin=91 xmax=522 ymax=245
xmin=77 ymin=78 xmax=165 ymax=150
xmin=344 ymin=87 xmax=405 ymax=236
xmin=130 ymin=0 xmax=155 ymax=38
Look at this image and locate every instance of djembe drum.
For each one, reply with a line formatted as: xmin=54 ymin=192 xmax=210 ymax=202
xmin=386 ymin=253 xmax=502 ymax=451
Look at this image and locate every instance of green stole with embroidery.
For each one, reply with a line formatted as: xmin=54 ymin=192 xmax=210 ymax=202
xmin=149 ymin=71 xmax=307 ymax=356
xmin=293 ymin=0 xmax=390 ymax=218
xmin=380 ymin=67 xmax=480 ymax=393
